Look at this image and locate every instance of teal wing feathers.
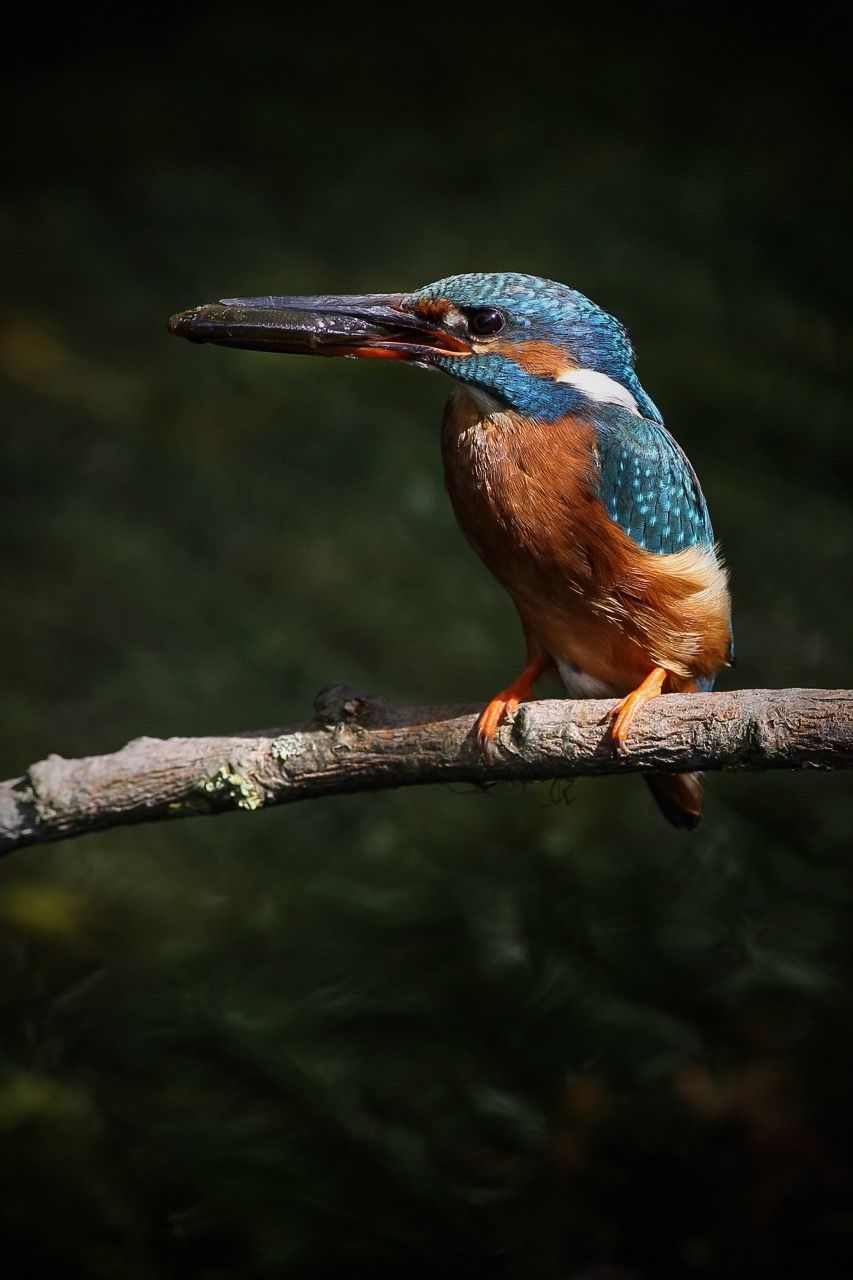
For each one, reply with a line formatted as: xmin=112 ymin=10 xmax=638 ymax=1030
xmin=591 ymin=405 xmax=733 ymax=675
xmin=592 ymin=406 xmax=714 ymax=555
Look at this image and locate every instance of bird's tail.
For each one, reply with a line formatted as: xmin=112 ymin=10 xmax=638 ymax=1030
xmin=645 ymin=772 xmax=704 ymax=830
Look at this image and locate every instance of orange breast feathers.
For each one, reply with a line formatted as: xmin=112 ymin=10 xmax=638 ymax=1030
xmin=440 ymin=392 xmax=731 ymax=693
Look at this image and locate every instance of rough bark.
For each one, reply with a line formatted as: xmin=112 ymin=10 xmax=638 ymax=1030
xmin=1 ymin=687 xmax=851 ymax=856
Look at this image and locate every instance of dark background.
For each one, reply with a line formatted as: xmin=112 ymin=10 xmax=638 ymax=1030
xmin=1 ymin=13 xmax=851 ymax=1278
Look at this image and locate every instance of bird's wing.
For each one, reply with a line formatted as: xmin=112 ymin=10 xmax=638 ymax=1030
xmin=592 ymin=407 xmax=715 ymax=554
xmin=592 ymin=407 xmax=734 ymax=673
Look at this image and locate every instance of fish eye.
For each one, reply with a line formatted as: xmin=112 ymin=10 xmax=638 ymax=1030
xmin=465 ymin=307 xmax=506 ymax=337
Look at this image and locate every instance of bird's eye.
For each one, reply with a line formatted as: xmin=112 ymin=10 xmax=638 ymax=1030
xmin=466 ymin=307 xmax=506 ymax=337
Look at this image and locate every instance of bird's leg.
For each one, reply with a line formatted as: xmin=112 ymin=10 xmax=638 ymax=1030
xmin=608 ymin=666 xmax=669 ymax=755
xmin=476 ymin=654 xmax=551 ymax=760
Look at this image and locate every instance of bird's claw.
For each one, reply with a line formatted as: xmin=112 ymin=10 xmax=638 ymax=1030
xmin=475 ymin=695 xmax=521 ymax=762
xmin=606 ymin=668 xmax=668 ymax=756
xmin=475 ymin=661 xmax=546 ymax=763
xmin=610 ymin=725 xmax=632 ymax=757
xmin=608 ymin=699 xmax=637 ymax=755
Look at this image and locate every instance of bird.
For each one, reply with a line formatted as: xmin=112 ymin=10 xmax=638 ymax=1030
xmin=169 ymin=273 xmax=733 ymax=828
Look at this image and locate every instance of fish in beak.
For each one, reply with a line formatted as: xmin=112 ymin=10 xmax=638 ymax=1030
xmin=167 ymin=294 xmax=472 ymax=363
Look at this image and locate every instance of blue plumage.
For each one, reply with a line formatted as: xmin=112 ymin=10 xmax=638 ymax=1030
xmin=593 ymin=404 xmax=733 ymax=668
xmin=410 ymin=273 xmax=713 ymax=556
xmin=593 ymin=405 xmax=714 ymax=554
xmin=410 ymin=272 xmax=734 ymax=669
xmin=409 ymin=272 xmax=663 ymax=423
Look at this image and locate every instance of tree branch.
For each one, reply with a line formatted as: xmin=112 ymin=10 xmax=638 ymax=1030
xmin=1 ymin=687 xmax=851 ymax=856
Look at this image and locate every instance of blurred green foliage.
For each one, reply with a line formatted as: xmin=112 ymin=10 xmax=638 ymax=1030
xmin=1 ymin=14 xmax=851 ymax=1279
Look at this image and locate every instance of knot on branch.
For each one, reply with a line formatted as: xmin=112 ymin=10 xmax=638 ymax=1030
xmin=313 ymin=684 xmax=368 ymax=726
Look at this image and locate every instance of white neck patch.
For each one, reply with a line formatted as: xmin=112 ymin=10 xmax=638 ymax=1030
xmin=456 ymin=384 xmax=507 ymax=417
xmin=555 ymin=367 xmax=640 ymax=415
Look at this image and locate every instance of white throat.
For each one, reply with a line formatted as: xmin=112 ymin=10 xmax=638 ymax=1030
xmin=457 ymin=384 xmax=507 ymax=417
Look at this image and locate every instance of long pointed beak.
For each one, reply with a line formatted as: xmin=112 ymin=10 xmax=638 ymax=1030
xmin=167 ymin=294 xmax=471 ymax=362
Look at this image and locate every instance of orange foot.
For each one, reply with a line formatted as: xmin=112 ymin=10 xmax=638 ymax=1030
xmin=608 ymin=666 xmax=669 ymax=755
xmin=476 ymin=656 xmax=549 ymax=761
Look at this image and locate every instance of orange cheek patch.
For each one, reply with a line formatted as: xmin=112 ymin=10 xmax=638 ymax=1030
xmin=488 ymin=339 xmax=576 ymax=378
xmin=415 ymin=298 xmax=453 ymax=319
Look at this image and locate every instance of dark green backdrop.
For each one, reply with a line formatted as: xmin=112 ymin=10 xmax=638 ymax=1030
xmin=1 ymin=15 xmax=850 ymax=1279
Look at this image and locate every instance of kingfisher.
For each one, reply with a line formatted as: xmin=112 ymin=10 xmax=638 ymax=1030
xmin=169 ymin=273 xmax=733 ymax=828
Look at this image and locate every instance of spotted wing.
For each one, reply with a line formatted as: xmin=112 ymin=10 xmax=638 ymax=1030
xmin=593 ymin=407 xmax=734 ymax=673
xmin=593 ymin=407 xmax=714 ymax=554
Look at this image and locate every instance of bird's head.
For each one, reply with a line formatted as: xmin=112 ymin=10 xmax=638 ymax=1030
xmin=169 ymin=271 xmax=661 ymax=422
